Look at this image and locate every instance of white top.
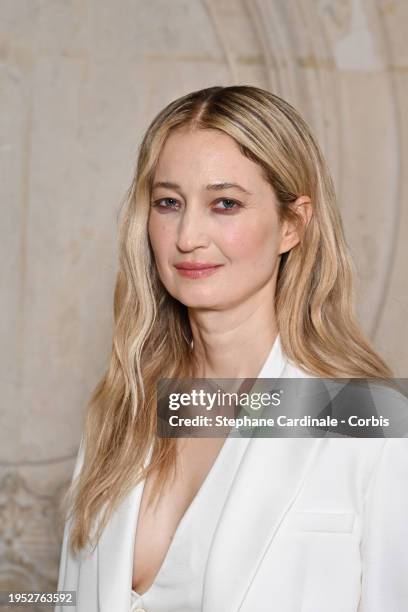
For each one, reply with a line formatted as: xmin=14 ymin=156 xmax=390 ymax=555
xmin=131 ymin=432 xmax=251 ymax=612
xmin=130 ymin=335 xmax=287 ymax=612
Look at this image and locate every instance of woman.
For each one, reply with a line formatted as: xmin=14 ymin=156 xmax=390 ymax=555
xmin=56 ymin=85 xmax=408 ymax=612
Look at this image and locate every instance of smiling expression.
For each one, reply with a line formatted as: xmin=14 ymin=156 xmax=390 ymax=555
xmin=148 ymin=127 xmax=290 ymax=310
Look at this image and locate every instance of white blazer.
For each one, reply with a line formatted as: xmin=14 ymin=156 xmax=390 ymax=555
xmin=56 ymin=338 xmax=408 ymax=611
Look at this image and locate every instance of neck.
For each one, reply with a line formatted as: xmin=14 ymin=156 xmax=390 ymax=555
xmin=188 ymin=294 xmax=278 ymax=380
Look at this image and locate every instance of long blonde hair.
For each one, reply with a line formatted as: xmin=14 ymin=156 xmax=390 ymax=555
xmin=66 ymin=85 xmax=392 ymax=553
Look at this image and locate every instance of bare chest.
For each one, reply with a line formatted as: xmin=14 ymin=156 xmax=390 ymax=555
xmin=131 ymin=437 xmax=225 ymax=594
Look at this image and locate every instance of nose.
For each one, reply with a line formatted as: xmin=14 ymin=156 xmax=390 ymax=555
xmin=176 ymin=204 xmax=210 ymax=252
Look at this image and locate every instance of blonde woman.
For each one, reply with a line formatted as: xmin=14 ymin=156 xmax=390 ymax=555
xmin=56 ymin=86 xmax=408 ymax=612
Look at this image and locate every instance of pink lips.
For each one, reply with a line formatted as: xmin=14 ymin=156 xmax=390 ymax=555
xmin=174 ymin=262 xmax=223 ymax=279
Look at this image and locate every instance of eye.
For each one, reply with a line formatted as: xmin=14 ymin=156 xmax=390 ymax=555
xmin=151 ymin=197 xmax=243 ymax=213
xmin=151 ymin=198 xmax=179 ymax=210
xmin=213 ymin=198 xmax=242 ymax=212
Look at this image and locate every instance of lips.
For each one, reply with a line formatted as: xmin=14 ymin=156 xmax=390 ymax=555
xmin=174 ymin=262 xmax=222 ymax=270
xmin=174 ymin=262 xmax=223 ymax=279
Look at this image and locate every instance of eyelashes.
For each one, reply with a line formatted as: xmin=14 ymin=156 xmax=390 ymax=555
xmin=151 ymin=197 xmax=243 ymax=213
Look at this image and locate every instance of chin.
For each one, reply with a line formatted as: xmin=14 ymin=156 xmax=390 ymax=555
xmin=172 ymin=290 xmax=224 ymax=310
xmin=177 ymin=297 xmax=221 ymax=309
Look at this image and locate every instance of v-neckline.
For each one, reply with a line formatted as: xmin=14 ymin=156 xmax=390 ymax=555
xmin=131 ymin=424 xmax=240 ymax=597
xmin=131 ymin=333 xmax=286 ymax=597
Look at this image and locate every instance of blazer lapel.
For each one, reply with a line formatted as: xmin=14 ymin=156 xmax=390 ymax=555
xmin=203 ymin=334 xmax=323 ymax=611
xmin=97 ymin=445 xmax=153 ymax=612
xmin=202 ymin=436 xmax=324 ymax=611
xmin=96 ymin=333 xmax=312 ymax=611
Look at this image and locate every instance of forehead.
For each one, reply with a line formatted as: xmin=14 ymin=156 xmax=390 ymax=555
xmin=154 ymin=127 xmax=265 ymax=184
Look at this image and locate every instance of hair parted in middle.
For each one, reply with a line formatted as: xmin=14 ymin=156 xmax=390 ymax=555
xmin=65 ymin=85 xmax=392 ymax=554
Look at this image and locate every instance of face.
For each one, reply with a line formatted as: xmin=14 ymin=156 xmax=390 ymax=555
xmin=148 ymin=127 xmax=297 ymax=311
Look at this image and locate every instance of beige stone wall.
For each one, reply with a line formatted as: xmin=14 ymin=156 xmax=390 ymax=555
xmin=1 ymin=0 xmax=407 ymax=603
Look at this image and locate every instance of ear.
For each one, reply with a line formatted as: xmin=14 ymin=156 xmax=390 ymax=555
xmin=278 ymin=196 xmax=313 ymax=255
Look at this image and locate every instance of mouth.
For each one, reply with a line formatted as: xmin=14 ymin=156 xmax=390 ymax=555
xmin=174 ymin=263 xmax=224 ymax=279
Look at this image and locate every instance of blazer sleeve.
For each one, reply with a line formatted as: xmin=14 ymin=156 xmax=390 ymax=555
xmin=55 ymin=436 xmax=85 ymax=611
xmin=358 ymin=438 xmax=408 ymax=611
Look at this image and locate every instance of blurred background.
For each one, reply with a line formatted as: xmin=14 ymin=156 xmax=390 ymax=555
xmin=1 ymin=0 xmax=408 ymax=605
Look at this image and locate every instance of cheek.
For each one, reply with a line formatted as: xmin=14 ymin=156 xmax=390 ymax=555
xmin=148 ymin=218 xmax=172 ymax=257
xmin=222 ymin=222 xmax=279 ymax=262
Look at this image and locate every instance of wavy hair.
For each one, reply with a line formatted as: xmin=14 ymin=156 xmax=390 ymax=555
xmin=65 ymin=85 xmax=392 ymax=553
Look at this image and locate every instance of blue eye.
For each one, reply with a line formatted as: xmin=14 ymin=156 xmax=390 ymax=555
xmin=214 ymin=199 xmax=241 ymax=211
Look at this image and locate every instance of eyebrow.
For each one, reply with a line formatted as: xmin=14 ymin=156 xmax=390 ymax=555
xmin=152 ymin=181 xmax=252 ymax=195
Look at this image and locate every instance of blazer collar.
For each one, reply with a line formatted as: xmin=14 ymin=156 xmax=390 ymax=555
xmin=201 ymin=437 xmax=323 ymax=610
xmin=201 ymin=333 xmax=322 ymax=610
xmin=97 ymin=332 xmax=321 ymax=611
xmin=257 ymin=332 xmax=286 ymax=379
